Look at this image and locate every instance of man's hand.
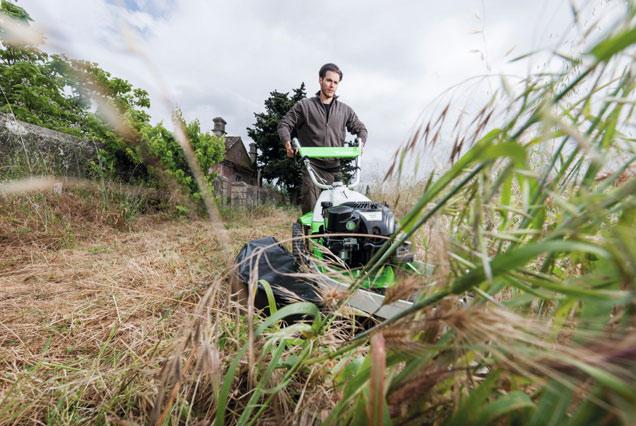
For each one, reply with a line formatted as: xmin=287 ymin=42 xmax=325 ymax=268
xmin=356 ymin=138 xmax=365 ymax=153
xmin=285 ymin=141 xmax=295 ymax=158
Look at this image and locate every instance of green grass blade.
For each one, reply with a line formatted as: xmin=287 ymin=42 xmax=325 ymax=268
xmin=255 ymin=302 xmax=320 ymax=336
xmin=477 ymin=391 xmax=535 ymax=425
xmin=590 ymin=25 xmax=636 ymax=61
xmin=215 ymin=345 xmax=248 ymax=426
xmin=445 ymin=372 xmax=500 ymax=426
xmin=528 ymin=381 xmax=572 ymax=426
xmin=237 ymin=340 xmax=287 ymax=426
xmin=451 ymin=240 xmax=610 ymax=293
xmin=258 ymin=279 xmax=278 ymax=315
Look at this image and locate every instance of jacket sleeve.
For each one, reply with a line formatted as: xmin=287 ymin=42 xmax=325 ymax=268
xmin=277 ymin=101 xmax=305 ymax=144
xmin=345 ymin=108 xmax=368 ymax=144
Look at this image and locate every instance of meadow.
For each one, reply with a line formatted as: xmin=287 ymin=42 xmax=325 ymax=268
xmin=1 ymin=2 xmax=636 ymax=425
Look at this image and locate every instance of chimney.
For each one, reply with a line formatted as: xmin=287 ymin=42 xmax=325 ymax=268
xmin=212 ymin=117 xmax=227 ymax=137
xmin=249 ymin=143 xmax=257 ymax=164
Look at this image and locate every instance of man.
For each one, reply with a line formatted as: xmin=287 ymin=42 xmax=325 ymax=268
xmin=278 ymin=63 xmax=368 ymax=213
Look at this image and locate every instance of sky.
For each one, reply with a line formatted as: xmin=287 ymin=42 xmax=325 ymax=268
xmin=15 ymin=0 xmax=625 ymax=180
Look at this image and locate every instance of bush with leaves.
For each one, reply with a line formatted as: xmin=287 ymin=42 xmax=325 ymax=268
xmin=0 ymin=0 xmax=224 ymax=201
xmin=139 ymin=113 xmax=224 ymax=201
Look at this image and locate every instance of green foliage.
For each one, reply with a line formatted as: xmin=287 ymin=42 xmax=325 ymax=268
xmin=185 ymin=115 xmax=225 ymax=190
xmin=0 ymin=0 xmax=31 ymax=23
xmin=0 ymin=52 xmax=85 ymax=136
xmin=0 ymin=2 xmax=223 ymax=201
xmin=247 ymin=83 xmax=306 ymax=203
xmin=139 ymin=112 xmax=224 ymax=200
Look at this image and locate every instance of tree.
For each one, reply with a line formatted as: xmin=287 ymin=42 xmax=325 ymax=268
xmin=247 ymin=83 xmax=306 ymax=204
xmin=0 ymin=0 xmax=30 ymax=22
xmin=138 ymin=112 xmax=224 ymax=200
xmin=0 ymin=1 xmax=224 ymax=201
xmin=0 ymin=2 xmax=87 ymax=136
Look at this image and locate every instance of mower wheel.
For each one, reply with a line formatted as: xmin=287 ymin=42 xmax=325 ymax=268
xmin=292 ymin=222 xmax=308 ymax=264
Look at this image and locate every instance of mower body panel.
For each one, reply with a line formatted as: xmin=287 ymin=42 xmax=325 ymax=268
xmin=296 ymin=185 xmax=409 ymax=290
xmin=317 ymin=264 xmax=397 ymax=289
xmin=312 ymin=186 xmax=371 ymax=223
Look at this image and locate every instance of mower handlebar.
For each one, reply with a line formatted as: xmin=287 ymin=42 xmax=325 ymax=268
xmin=294 ymin=145 xmax=361 ymax=159
xmin=292 ymin=138 xmax=362 ymax=159
xmin=292 ymin=138 xmax=362 ymax=190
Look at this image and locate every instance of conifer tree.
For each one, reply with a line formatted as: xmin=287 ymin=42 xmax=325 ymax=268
xmin=247 ymin=83 xmax=306 ymax=204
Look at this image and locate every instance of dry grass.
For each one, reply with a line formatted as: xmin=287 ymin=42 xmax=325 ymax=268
xmin=0 ymin=188 xmax=295 ymax=424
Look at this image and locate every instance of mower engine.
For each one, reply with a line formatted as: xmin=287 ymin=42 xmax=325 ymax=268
xmin=322 ymin=201 xmax=414 ymax=268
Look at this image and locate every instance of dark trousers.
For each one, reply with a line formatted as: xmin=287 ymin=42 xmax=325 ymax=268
xmin=301 ymin=163 xmax=337 ymax=214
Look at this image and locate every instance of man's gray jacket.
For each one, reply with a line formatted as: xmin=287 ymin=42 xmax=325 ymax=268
xmin=277 ymin=94 xmax=367 ymax=169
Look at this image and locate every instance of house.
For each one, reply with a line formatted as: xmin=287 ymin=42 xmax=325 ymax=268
xmin=211 ymin=117 xmax=258 ymax=186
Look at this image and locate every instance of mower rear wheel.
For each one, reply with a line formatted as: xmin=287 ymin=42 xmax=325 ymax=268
xmin=292 ymin=223 xmax=308 ymax=264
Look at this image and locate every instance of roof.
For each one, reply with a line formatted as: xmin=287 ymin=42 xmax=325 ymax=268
xmin=224 ymin=136 xmax=241 ymax=152
xmin=223 ymin=136 xmax=255 ymax=172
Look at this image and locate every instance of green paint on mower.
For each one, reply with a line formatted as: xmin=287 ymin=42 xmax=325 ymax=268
xmin=292 ymin=140 xmax=428 ymax=291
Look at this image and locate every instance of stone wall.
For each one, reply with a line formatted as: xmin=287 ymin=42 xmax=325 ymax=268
xmin=0 ymin=112 xmax=100 ymax=178
xmin=1 ymin=112 xmax=288 ymax=207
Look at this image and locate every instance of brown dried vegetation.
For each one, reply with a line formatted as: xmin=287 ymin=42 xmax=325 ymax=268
xmin=0 ymin=187 xmax=294 ymax=424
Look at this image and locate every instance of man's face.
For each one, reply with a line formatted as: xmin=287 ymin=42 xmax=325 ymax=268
xmin=319 ymin=70 xmax=340 ymax=100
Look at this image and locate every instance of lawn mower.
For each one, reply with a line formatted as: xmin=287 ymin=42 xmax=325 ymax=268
xmin=235 ymin=139 xmax=428 ymax=319
xmin=290 ymin=138 xmax=423 ymax=284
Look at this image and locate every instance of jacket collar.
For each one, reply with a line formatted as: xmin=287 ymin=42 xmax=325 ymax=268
xmin=314 ymin=91 xmax=338 ymax=103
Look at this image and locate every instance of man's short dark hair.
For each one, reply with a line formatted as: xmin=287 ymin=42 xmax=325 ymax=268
xmin=319 ymin=63 xmax=343 ymax=81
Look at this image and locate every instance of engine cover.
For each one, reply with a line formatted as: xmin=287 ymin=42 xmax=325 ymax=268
xmin=342 ymin=201 xmax=396 ymax=236
xmin=322 ymin=201 xmax=411 ymax=268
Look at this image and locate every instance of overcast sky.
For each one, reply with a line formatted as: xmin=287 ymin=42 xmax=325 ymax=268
xmin=17 ymin=0 xmax=623 ymax=178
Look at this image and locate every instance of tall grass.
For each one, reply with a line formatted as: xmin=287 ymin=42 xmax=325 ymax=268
xmin=148 ymin=4 xmax=636 ymax=425
xmin=2 ymin=1 xmax=636 ymax=425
